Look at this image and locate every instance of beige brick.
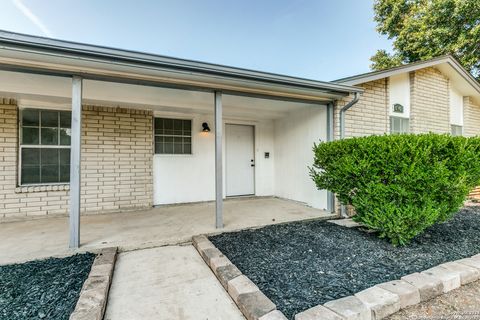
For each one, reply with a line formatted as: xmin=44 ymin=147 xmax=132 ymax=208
xmin=0 ymin=104 xmax=153 ymax=221
xmin=334 ymin=78 xmax=389 ymax=140
xmin=464 ymin=96 xmax=480 ymax=137
xmin=410 ymin=68 xmax=449 ymax=133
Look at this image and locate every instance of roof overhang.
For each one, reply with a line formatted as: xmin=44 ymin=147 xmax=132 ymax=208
xmin=334 ymin=55 xmax=480 ymax=104
xmin=0 ymin=30 xmax=362 ymax=104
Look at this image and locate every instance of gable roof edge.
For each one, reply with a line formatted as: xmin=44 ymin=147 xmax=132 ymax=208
xmin=334 ymin=55 xmax=480 ymax=96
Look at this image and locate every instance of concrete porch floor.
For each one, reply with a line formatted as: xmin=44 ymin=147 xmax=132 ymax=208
xmin=0 ymin=197 xmax=331 ymax=265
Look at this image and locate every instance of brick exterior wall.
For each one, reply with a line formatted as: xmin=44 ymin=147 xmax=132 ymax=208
xmin=409 ymin=67 xmax=450 ymax=133
xmin=0 ymin=102 xmax=153 ymax=221
xmin=332 ymin=67 xmax=480 ymax=214
xmin=463 ymin=96 xmax=480 ymax=137
xmin=334 ymin=78 xmax=389 ymax=139
xmin=334 ymin=67 xmax=480 ymax=139
xmin=81 ymin=106 xmax=153 ymax=213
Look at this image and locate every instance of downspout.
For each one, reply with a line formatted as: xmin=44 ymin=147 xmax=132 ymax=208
xmin=339 ymin=92 xmax=360 ymax=139
xmin=338 ymin=92 xmax=360 ymax=217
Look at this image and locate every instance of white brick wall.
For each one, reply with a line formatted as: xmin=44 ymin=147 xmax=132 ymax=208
xmin=334 ymin=68 xmax=479 ymax=138
xmin=410 ymin=68 xmax=450 ymax=133
xmin=464 ymin=96 xmax=480 ymax=137
xmin=0 ymin=102 xmax=153 ymax=221
xmin=80 ymin=105 xmax=153 ymax=214
xmin=334 ymin=78 xmax=389 ymax=139
xmin=332 ymin=67 xmax=480 ymax=213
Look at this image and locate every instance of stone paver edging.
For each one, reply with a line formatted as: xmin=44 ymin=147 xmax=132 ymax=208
xmin=193 ymin=235 xmax=287 ymax=320
xmin=296 ymin=254 xmax=480 ymax=320
xmin=195 ymin=231 xmax=480 ymax=320
xmin=70 ymin=247 xmax=118 ymax=320
xmin=296 ymin=218 xmax=480 ymax=320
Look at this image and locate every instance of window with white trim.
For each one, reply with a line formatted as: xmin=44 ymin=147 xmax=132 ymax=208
xmin=390 ymin=116 xmax=410 ymax=134
xmin=154 ymin=118 xmax=192 ymax=154
xmin=20 ymin=109 xmax=71 ymax=185
xmin=451 ymin=125 xmax=463 ymax=136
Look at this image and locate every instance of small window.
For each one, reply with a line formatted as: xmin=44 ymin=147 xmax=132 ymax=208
xmin=451 ymin=125 xmax=463 ymax=136
xmin=20 ymin=109 xmax=71 ymax=185
xmin=390 ymin=117 xmax=410 ymax=134
xmin=154 ymin=118 xmax=192 ymax=154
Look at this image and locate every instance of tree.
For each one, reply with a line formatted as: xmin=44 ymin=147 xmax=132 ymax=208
xmin=371 ymin=0 xmax=480 ymax=79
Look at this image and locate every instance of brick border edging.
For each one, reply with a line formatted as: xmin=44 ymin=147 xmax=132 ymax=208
xmin=69 ymin=247 xmax=118 ymax=320
xmin=193 ymin=235 xmax=288 ymax=320
xmin=295 ymin=254 xmax=480 ymax=320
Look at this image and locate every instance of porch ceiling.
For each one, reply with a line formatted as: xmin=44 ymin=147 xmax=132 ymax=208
xmin=0 ymin=70 xmax=326 ymax=120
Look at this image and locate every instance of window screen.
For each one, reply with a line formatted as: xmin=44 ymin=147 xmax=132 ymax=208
xmin=154 ymin=118 xmax=192 ymax=154
xmin=390 ymin=117 xmax=410 ymax=134
xmin=451 ymin=125 xmax=463 ymax=136
xmin=20 ymin=109 xmax=71 ymax=185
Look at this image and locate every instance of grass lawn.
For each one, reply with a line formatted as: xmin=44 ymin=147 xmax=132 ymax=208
xmin=0 ymin=253 xmax=95 ymax=320
xmin=210 ymin=207 xmax=480 ymax=319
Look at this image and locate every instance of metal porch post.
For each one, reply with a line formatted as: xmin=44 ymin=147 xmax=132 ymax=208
xmin=326 ymin=102 xmax=335 ymax=213
xmin=69 ymin=76 xmax=82 ymax=248
xmin=215 ymin=91 xmax=223 ymax=228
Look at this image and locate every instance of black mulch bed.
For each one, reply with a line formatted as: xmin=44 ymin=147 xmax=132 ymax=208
xmin=0 ymin=253 xmax=95 ymax=320
xmin=210 ymin=207 xmax=480 ymax=319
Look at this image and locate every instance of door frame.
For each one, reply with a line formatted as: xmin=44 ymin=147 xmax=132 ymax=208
xmin=224 ymin=122 xmax=256 ymax=197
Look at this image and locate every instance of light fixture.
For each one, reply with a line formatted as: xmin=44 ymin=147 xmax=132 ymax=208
xmin=393 ymin=103 xmax=404 ymax=113
xmin=202 ymin=122 xmax=211 ymax=132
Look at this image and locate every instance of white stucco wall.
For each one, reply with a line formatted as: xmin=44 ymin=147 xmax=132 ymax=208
xmin=153 ymin=112 xmax=274 ymax=205
xmin=246 ymin=120 xmax=275 ymax=197
xmin=273 ymin=106 xmax=328 ymax=210
xmin=450 ymin=87 xmax=464 ymax=126
xmin=389 ymin=73 xmax=410 ymax=118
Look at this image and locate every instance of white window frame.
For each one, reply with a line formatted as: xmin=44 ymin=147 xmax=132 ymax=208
xmin=390 ymin=116 xmax=410 ymax=134
xmin=18 ymin=108 xmax=71 ymax=186
xmin=153 ymin=116 xmax=193 ymax=155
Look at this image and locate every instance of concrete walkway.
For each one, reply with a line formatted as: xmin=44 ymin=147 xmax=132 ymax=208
xmin=0 ymin=197 xmax=330 ymax=265
xmin=104 ymin=245 xmax=245 ymax=320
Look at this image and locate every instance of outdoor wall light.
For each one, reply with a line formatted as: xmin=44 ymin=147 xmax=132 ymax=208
xmin=202 ymin=122 xmax=211 ymax=132
xmin=393 ymin=103 xmax=404 ymax=113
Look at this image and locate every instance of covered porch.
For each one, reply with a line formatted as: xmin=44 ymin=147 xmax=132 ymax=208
xmin=0 ymin=31 xmax=362 ymax=255
xmin=0 ymin=197 xmax=330 ymax=265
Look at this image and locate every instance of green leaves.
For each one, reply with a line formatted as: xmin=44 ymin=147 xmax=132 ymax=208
xmin=311 ymin=134 xmax=480 ymax=245
xmin=371 ymin=0 xmax=480 ymax=79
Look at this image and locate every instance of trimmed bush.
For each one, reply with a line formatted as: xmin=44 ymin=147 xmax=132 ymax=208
xmin=311 ymin=134 xmax=480 ymax=245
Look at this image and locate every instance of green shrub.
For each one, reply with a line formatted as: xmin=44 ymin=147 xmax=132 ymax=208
xmin=310 ymin=134 xmax=480 ymax=245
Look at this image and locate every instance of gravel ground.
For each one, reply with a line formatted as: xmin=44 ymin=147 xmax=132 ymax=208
xmin=210 ymin=207 xmax=480 ymax=319
xmin=386 ymin=280 xmax=480 ymax=320
xmin=0 ymin=253 xmax=95 ymax=320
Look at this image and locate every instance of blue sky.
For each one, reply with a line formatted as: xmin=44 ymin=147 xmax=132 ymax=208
xmin=0 ymin=0 xmax=392 ymax=81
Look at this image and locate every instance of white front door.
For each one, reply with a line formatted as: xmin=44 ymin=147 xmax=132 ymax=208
xmin=226 ymin=124 xmax=255 ymax=196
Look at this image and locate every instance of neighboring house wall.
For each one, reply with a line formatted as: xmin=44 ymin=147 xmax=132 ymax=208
xmin=274 ymin=106 xmax=328 ymax=210
xmin=0 ymin=102 xmax=153 ymax=220
xmin=334 ymin=79 xmax=389 ymax=139
xmin=410 ymin=67 xmax=450 ymax=134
